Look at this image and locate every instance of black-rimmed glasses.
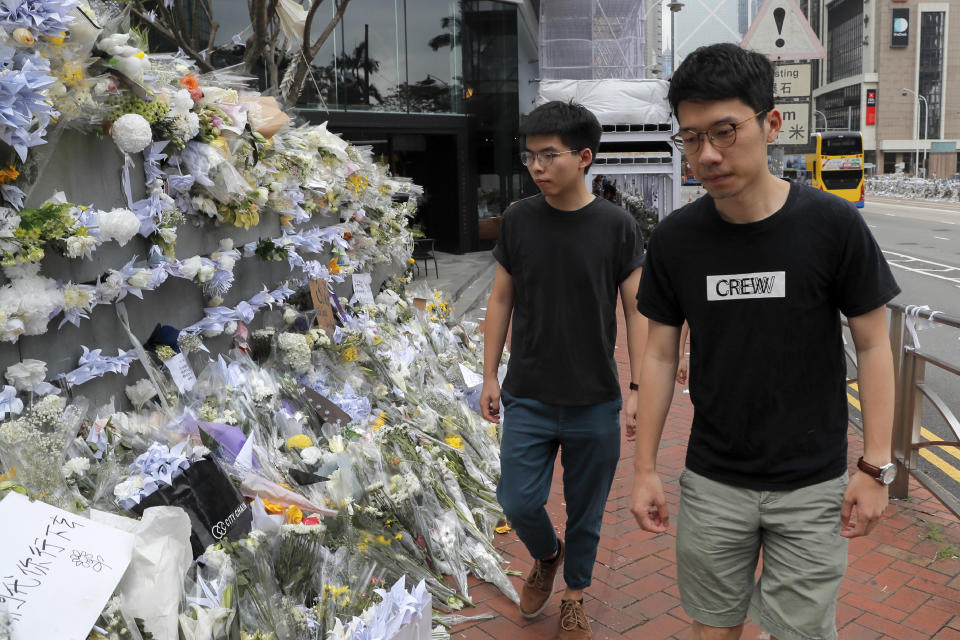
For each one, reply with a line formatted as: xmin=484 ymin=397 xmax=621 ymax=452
xmin=670 ymin=111 xmax=765 ymax=153
xmin=519 ymin=148 xmax=580 ymax=167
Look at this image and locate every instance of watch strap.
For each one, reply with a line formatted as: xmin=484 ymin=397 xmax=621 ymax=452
xmin=857 ymin=456 xmax=882 ymax=478
xmin=629 ymin=382 xmax=639 ymax=391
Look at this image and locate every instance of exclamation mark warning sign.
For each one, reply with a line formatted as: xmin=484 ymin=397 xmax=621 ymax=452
xmin=774 ymin=7 xmax=786 ymax=47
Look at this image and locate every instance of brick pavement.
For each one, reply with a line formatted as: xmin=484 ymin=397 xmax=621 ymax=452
xmin=457 ymin=306 xmax=960 ymax=639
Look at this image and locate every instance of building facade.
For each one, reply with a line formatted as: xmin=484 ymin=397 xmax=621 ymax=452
xmin=811 ymin=0 xmax=959 ymax=176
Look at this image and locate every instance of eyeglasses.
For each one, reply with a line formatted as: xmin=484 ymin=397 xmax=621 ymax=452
xmin=519 ymin=148 xmax=580 ymax=167
xmin=670 ymin=112 xmax=765 ymax=153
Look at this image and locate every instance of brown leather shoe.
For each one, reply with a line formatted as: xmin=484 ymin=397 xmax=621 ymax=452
xmin=518 ymin=539 xmax=564 ymax=618
xmin=559 ymin=599 xmax=592 ymax=639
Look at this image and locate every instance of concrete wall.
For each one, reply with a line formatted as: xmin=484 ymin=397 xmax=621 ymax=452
xmin=1 ymin=128 xmax=394 ymax=408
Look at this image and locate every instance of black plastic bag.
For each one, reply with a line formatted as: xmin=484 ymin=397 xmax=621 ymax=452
xmin=132 ymin=457 xmax=252 ymax=557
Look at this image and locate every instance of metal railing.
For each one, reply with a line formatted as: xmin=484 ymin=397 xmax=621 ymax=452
xmin=846 ymin=304 xmax=960 ymax=516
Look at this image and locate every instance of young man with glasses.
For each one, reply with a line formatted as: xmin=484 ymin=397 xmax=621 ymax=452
xmin=630 ymin=43 xmax=900 ymax=640
xmin=481 ymin=100 xmax=647 ymax=639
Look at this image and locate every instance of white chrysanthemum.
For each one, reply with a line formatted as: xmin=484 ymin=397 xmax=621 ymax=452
xmin=191 ymin=196 xmax=218 ymax=218
xmin=300 ymin=446 xmax=323 ymax=465
xmin=97 ymin=208 xmax=141 ymax=246
xmin=125 ymin=378 xmax=158 ymax=408
xmin=4 ymin=359 xmax=47 ymax=392
xmin=169 ymin=89 xmax=194 ymax=116
xmin=64 ymin=234 xmax=98 ymax=258
xmin=283 ymin=307 xmax=297 ymax=324
xmin=114 ymin=475 xmax=144 ymax=500
xmin=111 ymin=113 xmax=153 ymax=153
xmin=61 ymin=457 xmax=90 ymax=479
xmin=277 ymin=332 xmax=311 ymax=374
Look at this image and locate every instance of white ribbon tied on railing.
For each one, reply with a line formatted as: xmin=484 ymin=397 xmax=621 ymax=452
xmin=904 ymin=304 xmax=941 ymax=349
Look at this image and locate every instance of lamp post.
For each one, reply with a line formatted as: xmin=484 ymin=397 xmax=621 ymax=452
xmin=901 ymin=87 xmax=928 ymax=177
xmin=667 ymin=2 xmax=684 ymax=76
xmin=814 ymin=109 xmax=828 ymax=132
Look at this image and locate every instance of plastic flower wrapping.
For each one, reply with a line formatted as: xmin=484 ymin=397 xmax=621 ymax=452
xmin=0 ymin=3 xmax=513 ymax=639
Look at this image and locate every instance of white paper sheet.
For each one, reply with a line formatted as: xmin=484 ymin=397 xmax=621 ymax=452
xmin=0 ymin=492 xmax=135 ymax=640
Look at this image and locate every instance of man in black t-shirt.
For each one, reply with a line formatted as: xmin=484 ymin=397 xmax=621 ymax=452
xmin=481 ymin=101 xmax=647 ymax=639
xmin=631 ymin=44 xmax=900 ymax=640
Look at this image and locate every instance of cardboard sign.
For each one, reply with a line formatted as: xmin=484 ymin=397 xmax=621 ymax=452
xmin=163 ymin=353 xmax=197 ymax=394
xmin=309 ymin=279 xmax=337 ymax=338
xmin=302 ymin=387 xmax=352 ymax=426
xmin=351 ymin=273 xmax=375 ymax=306
xmin=0 ymin=492 xmax=135 ymax=640
xmin=412 ymin=298 xmax=427 ymax=310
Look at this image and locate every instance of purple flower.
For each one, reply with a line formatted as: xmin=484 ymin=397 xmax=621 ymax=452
xmin=0 ymin=0 xmax=79 ymax=37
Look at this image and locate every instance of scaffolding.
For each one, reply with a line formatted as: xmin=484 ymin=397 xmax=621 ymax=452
xmin=540 ymin=0 xmax=652 ymax=80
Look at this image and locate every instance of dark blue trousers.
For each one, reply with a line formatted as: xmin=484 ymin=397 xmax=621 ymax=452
xmin=496 ymin=390 xmax=622 ymax=590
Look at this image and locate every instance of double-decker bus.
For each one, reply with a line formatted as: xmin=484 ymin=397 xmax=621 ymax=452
xmin=805 ymin=131 xmax=865 ymax=208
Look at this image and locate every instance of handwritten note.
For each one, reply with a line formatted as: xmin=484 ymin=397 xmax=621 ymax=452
xmin=351 ymin=273 xmax=375 ymax=306
xmin=163 ymin=353 xmax=196 ymax=394
xmin=309 ymin=279 xmax=337 ymax=338
xmin=0 ymin=492 xmax=134 ymax=640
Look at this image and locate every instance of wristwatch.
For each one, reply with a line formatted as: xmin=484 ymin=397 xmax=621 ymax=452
xmin=857 ymin=457 xmax=897 ymax=485
xmin=629 ymin=382 xmax=639 ymax=391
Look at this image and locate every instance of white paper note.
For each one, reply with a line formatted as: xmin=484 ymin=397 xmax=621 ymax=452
xmin=0 ymin=492 xmax=135 ymax=640
xmin=351 ymin=273 xmax=375 ymax=305
xmin=164 ymin=353 xmax=197 ymax=394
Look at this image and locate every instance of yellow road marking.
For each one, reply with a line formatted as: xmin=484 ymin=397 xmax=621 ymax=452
xmin=847 ymin=383 xmax=960 ymax=482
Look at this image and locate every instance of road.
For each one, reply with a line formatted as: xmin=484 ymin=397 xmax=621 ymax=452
xmin=860 ymin=196 xmax=960 ymax=512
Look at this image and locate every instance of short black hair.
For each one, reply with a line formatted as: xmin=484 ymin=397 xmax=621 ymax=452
xmin=668 ymin=43 xmax=775 ymax=118
xmin=519 ymin=101 xmax=602 ymax=172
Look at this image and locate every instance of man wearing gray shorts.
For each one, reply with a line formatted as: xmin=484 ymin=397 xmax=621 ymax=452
xmin=629 ymin=43 xmax=901 ymax=640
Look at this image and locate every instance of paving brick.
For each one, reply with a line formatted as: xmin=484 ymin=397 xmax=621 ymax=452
xmin=934 ymin=629 xmax=960 ymax=640
xmin=881 ymin=585 xmax=930 ymax=613
xmin=856 ymin=612 xmax=934 ymax=640
xmin=621 ymin=612 xmax=687 ymax=639
xmin=903 ymin=605 xmax=954 ymax=635
xmin=841 ymin=593 xmax=908 ymax=624
xmin=837 ymin=621 xmax=885 ymax=639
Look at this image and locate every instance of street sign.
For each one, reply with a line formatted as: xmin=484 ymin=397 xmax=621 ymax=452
xmin=741 ymin=0 xmax=826 ymax=61
xmin=775 ymin=101 xmax=809 ymax=145
xmin=774 ymin=63 xmax=811 ymax=98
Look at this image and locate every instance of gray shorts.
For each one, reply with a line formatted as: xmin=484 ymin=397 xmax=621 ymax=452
xmin=676 ymin=468 xmax=849 ymax=640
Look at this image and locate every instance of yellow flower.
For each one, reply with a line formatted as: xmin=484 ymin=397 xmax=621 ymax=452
xmin=0 ymin=164 xmax=19 ymax=185
xmin=135 ymin=51 xmax=146 ymax=59
xmin=286 ymin=505 xmax=303 ymax=524
xmin=394 ymin=533 xmax=403 ymax=540
xmin=0 ymin=467 xmax=16 ymax=482
xmin=328 ymin=258 xmax=341 ymax=275
xmin=340 ymin=346 xmax=358 ymax=363
xmin=376 ymin=535 xmax=391 ymax=546
xmin=373 ymin=412 xmax=387 ymax=431
xmin=280 ymin=215 xmax=293 ymax=226
xmin=408 ymin=257 xmax=415 ymax=264
xmin=262 ymin=498 xmax=287 ymax=514
xmin=287 ymin=434 xmax=313 ymax=449
xmin=444 ymin=435 xmax=465 ymax=450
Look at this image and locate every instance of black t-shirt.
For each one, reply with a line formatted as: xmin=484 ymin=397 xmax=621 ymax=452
xmin=637 ymin=182 xmax=900 ymax=490
xmin=493 ymin=194 xmax=645 ymax=406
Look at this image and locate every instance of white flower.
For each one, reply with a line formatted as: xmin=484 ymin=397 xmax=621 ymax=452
xmin=61 ymin=457 xmax=90 ymax=479
xmin=169 ymin=89 xmax=194 ymax=116
xmin=328 ymin=434 xmax=345 ymax=454
xmin=179 ymin=256 xmax=203 ymax=280
xmin=125 ymin=379 xmax=158 ymax=408
xmin=64 ymin=234 xmax=98 ymax=258
xmin=4 ymin=359 xmax=47 ymax=392
xmin=158 ymin=227 xmax=177 ymax=244
xmin=114 ymin=476 xmax=144 ymax=501
xmin=253 ymin=187 xmax=269 ymax=205
xmin=127 ymin=270 xmax=152 ymax=289
xmin=97 ymin=271 xmax=125 ymax=301
xmin=277 ymin=332 xmax=311 ymax=374
xmin=197 ymin=263 xmax=216 ymax=283
xmin=111 ymin=113 xmax=153 ymax=153
xmin=223 ymin=321 xmax=237 ymax=335
xmin=97 ymin=208 xmax=141 ymax=246
xmin=191 ymin=196 xmax=218 ymax=218
xmin=269 ymin=181 xmax=282 ymax=192
xmin=300 ymin=446 xmax=323 ymax=465
xmin=283 ymin=307 xmax=297 ymax=324
xmin=62 ymin=284 xmax=94 ymax=311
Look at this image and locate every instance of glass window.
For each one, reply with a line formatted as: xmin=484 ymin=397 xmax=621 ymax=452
xmin=815 ymin=84 xmax=860 ymax=132
xmin=400 ymin=0 xmax=464 ymax=113
xmin=918 ymin=11 xmax=945 ymax=140
xmin=827 ymin=0 xmax=862 ymax=83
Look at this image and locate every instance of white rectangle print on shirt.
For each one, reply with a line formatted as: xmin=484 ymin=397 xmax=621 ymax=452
xmin=706 ymin=271 xmax=786 ymax=301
